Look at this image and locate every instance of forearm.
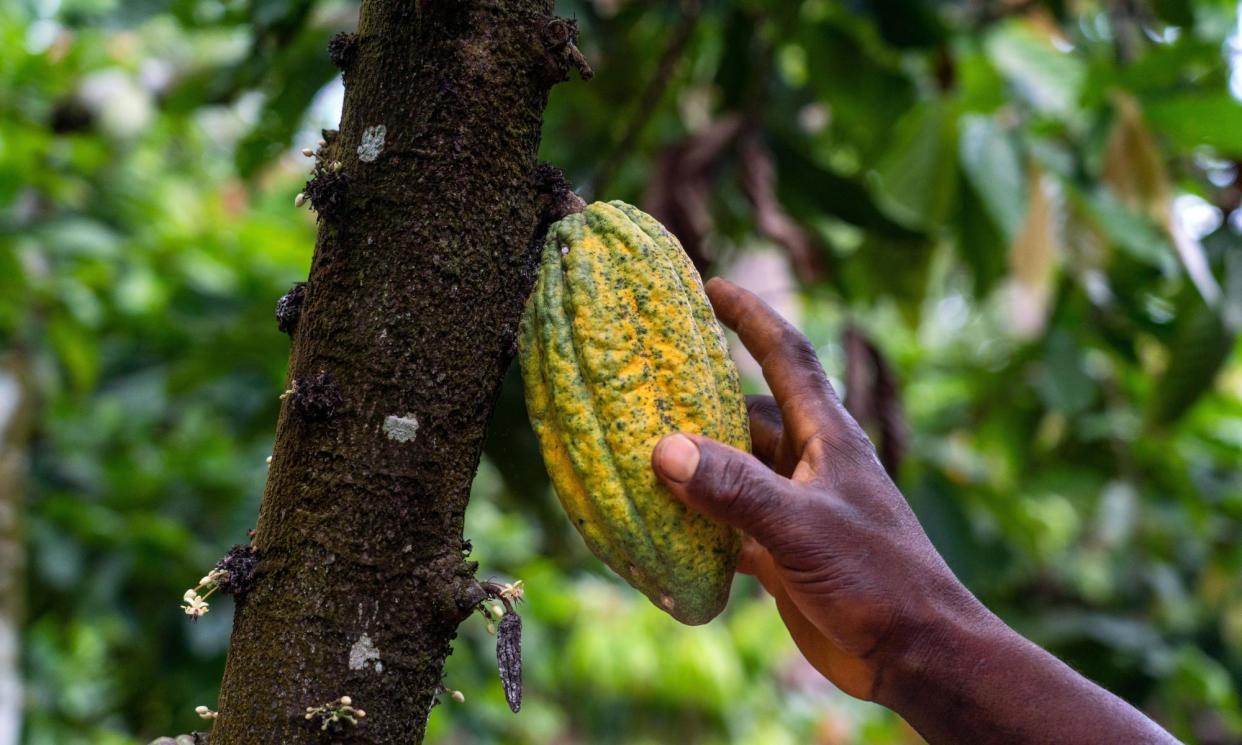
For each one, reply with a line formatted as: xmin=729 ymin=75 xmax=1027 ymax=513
xmin=876 ymin=607 xmax=1178 ymax=745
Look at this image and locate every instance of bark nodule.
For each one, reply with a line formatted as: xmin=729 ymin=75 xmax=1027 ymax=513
xmin=211 ymin=2 xmax=568 ymax=742
xmin=275 ymin=282 xmax=307 ymax=336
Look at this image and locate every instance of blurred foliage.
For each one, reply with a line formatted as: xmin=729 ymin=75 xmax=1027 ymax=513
xmin=2 ymin=0 xmax=1242 ymax=743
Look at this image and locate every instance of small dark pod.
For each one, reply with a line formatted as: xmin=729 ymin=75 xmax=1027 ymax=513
xmin=496 ymin=612 xmax=522 ymax=713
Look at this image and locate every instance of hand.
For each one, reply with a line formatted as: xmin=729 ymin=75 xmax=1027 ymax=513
xmin=651 ymin=277 xmax=984 ymax=701
xmin=653 ymin=278 xmax=1179 ymax=745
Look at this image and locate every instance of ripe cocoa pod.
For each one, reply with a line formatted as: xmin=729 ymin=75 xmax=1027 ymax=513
xmin=518 ymin=201 xmax=749 ymax=625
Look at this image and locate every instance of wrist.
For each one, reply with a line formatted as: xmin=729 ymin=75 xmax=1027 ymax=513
xmin=870 ymin=580 xmax=1006 ymax=711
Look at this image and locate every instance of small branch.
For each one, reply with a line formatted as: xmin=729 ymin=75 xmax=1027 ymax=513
xmin=590 ymin=0 xmax=701 ymax=198
xmin=642 ymin=114 xmax=746 ymax=270
xmin=737 ymin=134 xmax=826 ymax=283
xmin=842 ymin=325 xmax=907 ymax=477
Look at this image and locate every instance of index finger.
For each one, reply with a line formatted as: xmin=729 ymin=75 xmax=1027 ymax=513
xmin=706 ymin=277 xmax=843 ymax=453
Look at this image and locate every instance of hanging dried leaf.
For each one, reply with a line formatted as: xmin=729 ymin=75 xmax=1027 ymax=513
xmin=496 ymin=611 xmax=522 ymax=713
xmin=643 ymin=114 xmax=745 ymax=271
xmin=1104 ymin=91 xmax=1221 ymax=305
xmin=1103 ymin=91 xmax=1169 ymax=220
xmin=738 ymin=135 xmax=826 ymax=283
xmin=1007 ymin=163 xmax=1060 ymax=339
xmin=843 ymin=325 xmax=907 ymax=476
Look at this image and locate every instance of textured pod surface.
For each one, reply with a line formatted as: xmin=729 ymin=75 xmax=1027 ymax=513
xmin=517 ymin=200 xmax=750 ymax=625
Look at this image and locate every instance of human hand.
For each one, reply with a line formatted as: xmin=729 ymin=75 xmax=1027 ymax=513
xmin=651 ymin=278 xmax=985 ymax=701
xmin=653 ymin=279 xmax=1180 ymax=745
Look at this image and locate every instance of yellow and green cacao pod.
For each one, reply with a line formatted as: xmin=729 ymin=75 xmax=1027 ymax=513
xmin=517 ymin=200 xmax=750 ymax=625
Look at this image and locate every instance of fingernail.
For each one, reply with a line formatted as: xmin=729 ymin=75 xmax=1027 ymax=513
xmin=655 ymin=434 xmax=699 ymax=483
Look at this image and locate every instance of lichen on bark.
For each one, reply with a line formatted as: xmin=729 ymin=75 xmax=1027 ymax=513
xmin=210 ymin=2 xmax=574 ymax=742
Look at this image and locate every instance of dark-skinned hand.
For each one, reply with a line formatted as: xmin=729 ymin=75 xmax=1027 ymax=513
xmin=651 ymin=278 xmax=1179 ymax=745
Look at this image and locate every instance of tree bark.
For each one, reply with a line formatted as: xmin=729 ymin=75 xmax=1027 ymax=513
xmin=212 ymin=2 xmax=578 ymax=742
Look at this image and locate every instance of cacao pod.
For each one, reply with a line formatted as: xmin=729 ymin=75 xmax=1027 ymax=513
xmin=517 ymin=200 xmax=750 ymax=625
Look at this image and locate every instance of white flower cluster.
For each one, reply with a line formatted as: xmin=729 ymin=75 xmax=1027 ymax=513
xmin=180 ymin=569 xmax=227 ymax=619
xmin=305 ymin=695 xmax=366 ymax=730
xmin=498 ymin=580 xmax=524 ymax=603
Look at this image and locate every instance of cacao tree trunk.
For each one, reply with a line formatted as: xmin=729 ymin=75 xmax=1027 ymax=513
xmin=212 ymin=2 xmax=578 ymax=742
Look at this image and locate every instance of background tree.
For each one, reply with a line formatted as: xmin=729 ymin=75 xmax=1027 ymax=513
xmin=2 ymin=0 xmax=1242 ymax=743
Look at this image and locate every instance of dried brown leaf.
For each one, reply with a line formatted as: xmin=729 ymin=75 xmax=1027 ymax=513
xmin=843 ymin=325 xmax=907 ymax=476
xmin=738 ymin=135 xmax=826 ymax=283
xmin=642 ymin=115 xmax=745 ymax=270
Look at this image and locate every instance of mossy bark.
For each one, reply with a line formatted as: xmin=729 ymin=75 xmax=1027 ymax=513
xmin=211 ymin=2 xmax=570 ymax=742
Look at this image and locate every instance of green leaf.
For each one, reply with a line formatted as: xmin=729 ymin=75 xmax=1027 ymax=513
xmin=1035 ymin=331 xmax=1098 ymax=415
xmin=842 ymin=233 xmax=935 ymax=322
xmin=798 ymin=19 xmax=917 ymax=158
xmin=984 ymin=20 xmax=1085 ymax=120
xmin=48 ymin=317 xmax=99 ymax=394
xmin=959 ymin=114 xmax=1027 ymax=239
xmin=767 ymin=131 xmax=925 ymax=240
xmin=1074 ymin=188 xmax=1178 ymax=272
xmin=862 ymin=0 xmax=947 ymax=49
xmin=1150 ymin=0 xmax=1195 ymax=26
xmin=1144 ymin=93 xmax=1242 ymax=156
xmin=1149 ymin=298 xmax=1235 ymax=426
xmin=869 ymin=101 xmax=960 ymax=230
xmin=956 ymin=177 xmax=1009 ymax=298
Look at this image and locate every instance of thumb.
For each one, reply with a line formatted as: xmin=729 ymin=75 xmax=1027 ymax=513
xmin=652 ymin=433 xmax=790 ymax=544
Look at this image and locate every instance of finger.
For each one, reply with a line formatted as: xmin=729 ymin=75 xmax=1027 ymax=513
xmin=746 ymin=394 xmax=783 ymax=467
xmin=652 ymin=432 xmax=790 ymax=546
xmin=705 ymin=278 xmax=845 ymax=452
xmin=736 ymin=535 xmax=768 ymax=576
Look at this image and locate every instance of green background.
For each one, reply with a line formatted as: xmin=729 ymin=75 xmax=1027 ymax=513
xmin=2 ymin=0 xmax=1242 ymax=742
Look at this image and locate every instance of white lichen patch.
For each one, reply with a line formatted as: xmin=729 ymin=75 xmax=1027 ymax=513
xmin=383 ymin=413 xmax=419 ymax=442
xmin=349 ymin=633 xmax=382 ymax=672
xmin=357 ymin=124 xmax=386 ymax=162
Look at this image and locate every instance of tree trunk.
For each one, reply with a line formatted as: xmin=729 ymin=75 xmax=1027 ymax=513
xmin=212 ymin=2 xmax=581 ymax=742
xmin=0 ymin=353 xmax=29 ymax=745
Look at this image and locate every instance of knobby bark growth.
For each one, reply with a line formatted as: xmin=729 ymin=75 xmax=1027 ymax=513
xmin=212 ymin=2 xmax=584 ymax=742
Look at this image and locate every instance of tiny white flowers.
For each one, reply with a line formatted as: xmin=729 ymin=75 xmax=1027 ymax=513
xmin=294 ymin=192 xmax=307 ymax=208
xmin=305 ymin=696 xmax=365 ymax=730
xmin=498 ymin=580 xmax=524 ymax=603
xmin=195 ymin=705 xmax=218 ymax=720
xmin=180 ymin=569 xmax=226 ymax=619
xmin=182 ymin=590 xmax=208 ymax=618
